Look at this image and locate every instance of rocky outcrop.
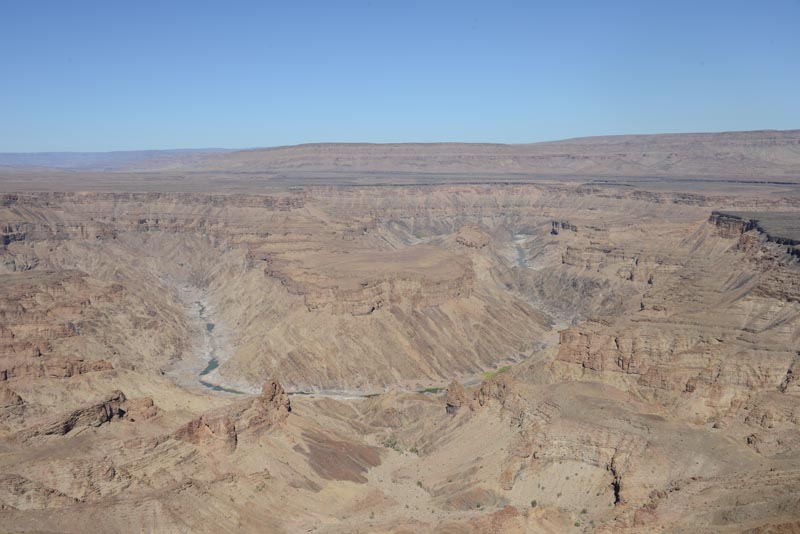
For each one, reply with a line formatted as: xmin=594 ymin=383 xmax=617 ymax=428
xmin=243 ymin=378 xmax=291 ymax=428
xmin=303 ymin=270 xmax=476 ymax=315
xmin=455 ymin=225 xmax=490 ymax=249
xmin=258 ymin=378 xmax=291 ymax=415
xmin=121 ymin=397 xmax=158 ymax=421
xmin=709 ymin=211 xmax=759 ymax=238
xmin=0 ymin=357 xmax=113 ymax=382
xmin=445 ymin=379 xmax=470 ymax=415
xmin=174 ymin=379 xmax=290 ymax=453
xmin=174 ymin=413 xmax=238 ymax=453
xmin=473 ymin=375 xmax=513 ymax=408
xmin=550 ymin=220 xmax=577 ymax=234
xmin=15 ymin=391 xmax=126 ymax=442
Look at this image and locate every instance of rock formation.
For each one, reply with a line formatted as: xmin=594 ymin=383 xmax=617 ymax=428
xmin=14 ymin=391 xmax=126 ymax=442
xmin=445 ymin=379 xmax=469 ymax=414
xmin=243 ymin=378 xmax=292 ymax=427
xmin=174 ymin=413 xmax=238 ymax=453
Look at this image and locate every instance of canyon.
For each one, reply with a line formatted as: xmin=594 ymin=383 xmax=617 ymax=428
xmin=1 ymin=130 xmax=800 ymax=532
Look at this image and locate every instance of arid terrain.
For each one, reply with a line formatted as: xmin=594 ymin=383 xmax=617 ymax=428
xmin=1 ymin=130 xmax=800 ymax=533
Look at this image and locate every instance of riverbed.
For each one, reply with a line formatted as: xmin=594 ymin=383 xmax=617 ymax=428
xmin=163 ymin=284 xmax=246 ymax=395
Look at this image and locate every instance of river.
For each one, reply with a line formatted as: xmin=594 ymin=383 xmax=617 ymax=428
xmin=193 ymin=298 xmax=244 ymax=394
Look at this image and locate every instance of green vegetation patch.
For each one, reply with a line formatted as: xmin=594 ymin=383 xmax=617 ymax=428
xmin=483 ymin=365 xmax=511 ymax=380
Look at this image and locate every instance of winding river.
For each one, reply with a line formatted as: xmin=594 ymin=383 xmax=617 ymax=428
xmin=193 ymin=299 xmax=243 ymax=394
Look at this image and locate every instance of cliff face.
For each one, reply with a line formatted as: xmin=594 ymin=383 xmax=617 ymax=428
xmin=550 ymin=213 xmax=800 ymax=429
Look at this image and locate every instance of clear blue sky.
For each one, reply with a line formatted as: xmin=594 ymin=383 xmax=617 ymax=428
xmin=2 ymin=0 xmax=799 ymax=152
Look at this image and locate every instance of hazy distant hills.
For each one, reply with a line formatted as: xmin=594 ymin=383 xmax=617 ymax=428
xmin=2 ymin=130 xmax=799 ymax=179
xmin=0 ymin=148 xmax=231 ymax=172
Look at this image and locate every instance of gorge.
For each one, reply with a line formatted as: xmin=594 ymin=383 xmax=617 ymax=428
xmin=1 ymin=131 xmax=800 ymax=532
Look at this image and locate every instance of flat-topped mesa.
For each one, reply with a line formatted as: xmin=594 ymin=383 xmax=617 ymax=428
xmin=710 ymin=210 xmax=800 ymax=262
xmin=710 ymin=211 xmax=800 ymax=244
xmin=709 ymin=211 xmax=760 ymax=238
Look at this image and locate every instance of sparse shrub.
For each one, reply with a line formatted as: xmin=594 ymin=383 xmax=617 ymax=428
xmin=530 ymin=499 xmax=537 ymax=508
xmin=383 ymin=437 xmax=402 ymax=453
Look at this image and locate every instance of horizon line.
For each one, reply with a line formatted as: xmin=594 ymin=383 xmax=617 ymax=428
xmin=2 ymin=128 xmax=799 ymax=155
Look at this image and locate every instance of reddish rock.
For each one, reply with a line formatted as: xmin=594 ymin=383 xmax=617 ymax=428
xmin=240 ymin=378 xmax=292 ymax=430
xmin=258 ymin=378 xmax=291 ymax=416
xmin=122 ymin=397 xmax=158 ymax=421
xmin=174 ymin=413 xmax=237 ymax=453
